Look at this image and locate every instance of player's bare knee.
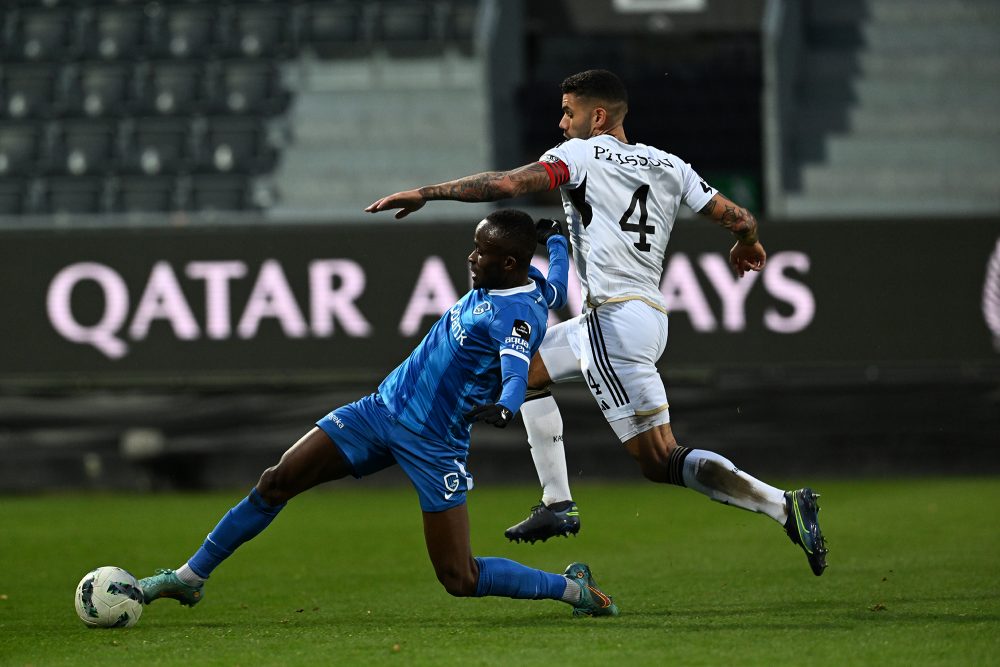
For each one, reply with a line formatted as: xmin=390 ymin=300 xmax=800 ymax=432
xmin=628 ymin=426 xmax=679 ymax=484
xmin=435 ymin=565 xmax=478 ymax=597
xmin=255 ymin=465 xmax=291 ymax=506
xmin=638 ymin=454 xmax=671 ymax=483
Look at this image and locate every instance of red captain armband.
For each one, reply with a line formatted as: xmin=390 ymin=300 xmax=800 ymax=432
xmin=538 ymin=159 xmax=570 ymax=190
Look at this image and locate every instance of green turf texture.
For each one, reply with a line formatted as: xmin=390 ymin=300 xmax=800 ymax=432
xmin=2 ymin=478 xmax=998 ymax=666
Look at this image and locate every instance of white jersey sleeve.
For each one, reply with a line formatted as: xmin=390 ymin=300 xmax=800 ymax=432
xmin=540 ymin=139 xmax=590 ymax=189
xmin=678 ymin=159 xmax=716 ymax=214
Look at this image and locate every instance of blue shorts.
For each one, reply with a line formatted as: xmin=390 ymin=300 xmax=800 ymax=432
xmin=316 ymin=393 xmax=474 ymax=513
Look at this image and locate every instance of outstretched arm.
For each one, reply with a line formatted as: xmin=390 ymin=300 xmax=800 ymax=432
xmin=698 ymin=193 xmax=766 ymax=277
xmin=365 ymin=162 xmax=554 ymax=219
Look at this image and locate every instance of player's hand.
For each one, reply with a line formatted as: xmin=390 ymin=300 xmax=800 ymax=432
xmin=729 ymin=240 xmax=766 ymax=278
xmin=365 ymin=189 xmax=426 ymax=219
xmin=535 ymin=218 xmax=565 ymax=245
xmin=464 ymin=403 xmax=513 ymax=428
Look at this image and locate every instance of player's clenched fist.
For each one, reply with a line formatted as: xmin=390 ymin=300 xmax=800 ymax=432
xmin=535 ymin=218 xmax=565 ymax=245
xmin=464 ymin=403 xmax=513 ymax=428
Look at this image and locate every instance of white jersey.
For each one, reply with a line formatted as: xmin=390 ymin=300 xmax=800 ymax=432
xmin=541 ymin=136 xmax=716 ymax=312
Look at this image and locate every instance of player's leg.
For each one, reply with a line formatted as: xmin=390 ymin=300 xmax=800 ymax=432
xmin=505 ymin=318 xmax=583 ymax=543
xmin=624 ymin=422 xmax=789 ymax=518
xmin=142 ymin=396 xmax=392 ymax=605
xmin=623 ymin=422 xmax=827 ymax=575
xmin=421 ymin=503 xmax=617 ymax=616
xmin=392 ymin=426 xmax=616 ymax=616
xmin=141 ymin=427 xmax=354 ymax=605
xmin=577 ymin=300 xmax=825 ymax=575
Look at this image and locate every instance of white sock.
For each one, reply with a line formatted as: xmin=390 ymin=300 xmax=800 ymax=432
xmin=176 ymin=562 xmax=204 ymax=587
xmin=560 ymin=577 xmax=582 ymax=604
xmin=521 ymin=393 xmax=573 ymax=506
xmin=671 ymin=447 xmax=788 ymax=523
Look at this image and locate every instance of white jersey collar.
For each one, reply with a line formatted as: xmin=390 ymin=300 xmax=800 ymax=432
xmin=487 ymin=280 xmax=537 ymax=296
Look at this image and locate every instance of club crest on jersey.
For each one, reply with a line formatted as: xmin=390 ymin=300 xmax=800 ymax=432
xmin=473 ymin=302 xmax=492 ymax=315
xmin=511 ymin=320 xmax=531 ymax=338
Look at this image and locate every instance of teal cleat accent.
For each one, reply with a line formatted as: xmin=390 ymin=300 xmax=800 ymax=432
xmin=784 ymin=488 xmax=828 ymax=576
xmin=564 ymin=562 xmax=618 ymax=617
xmin=138 ymin=569 xmax=204 ymax=606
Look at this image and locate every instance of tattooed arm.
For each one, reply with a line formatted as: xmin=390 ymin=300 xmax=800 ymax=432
xmin=698 ymin=193 xmax=759 ymax=245
xmin=698 ymin=193 xmax=766 ymax=277
xmin=365 ymin=163 xmax=553 ymax=219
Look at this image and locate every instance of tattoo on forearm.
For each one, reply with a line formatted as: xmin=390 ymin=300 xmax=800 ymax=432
xmin=720 ymin=205 xmax=759 ymax=244
xmin=700 ymin=199 xmax=717 ymax=216
xmin=419 ymin=164 xmax=550 ymax=202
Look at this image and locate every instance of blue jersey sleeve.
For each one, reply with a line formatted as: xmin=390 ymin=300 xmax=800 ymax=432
xmin=527 ymin=234 xmax=569 ymax=310
xmin=487 ymin=303 xmax=539 ymax=416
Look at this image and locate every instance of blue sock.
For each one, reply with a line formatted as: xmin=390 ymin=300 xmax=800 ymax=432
xmin=187 ymin=488 xmax=285 ymax=579
xmin=473 ymin=557 xmax=568 ymax=600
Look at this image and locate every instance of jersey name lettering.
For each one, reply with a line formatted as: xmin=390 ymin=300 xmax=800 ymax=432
xmin=593 ymin=146 xmax=674 ymax=169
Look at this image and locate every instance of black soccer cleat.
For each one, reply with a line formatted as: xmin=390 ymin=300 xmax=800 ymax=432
xmin=783 ymin=488 xmax=828 ymax=576
xmin=505 ymin=501 xmax=580 ymax=544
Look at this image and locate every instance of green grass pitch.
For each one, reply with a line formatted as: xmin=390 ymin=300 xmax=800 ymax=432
xmin=2 ymin=478 xmax=999 ymax=666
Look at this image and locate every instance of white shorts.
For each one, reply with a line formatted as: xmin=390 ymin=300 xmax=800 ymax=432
xmin=539 ymin=299 xmax=671 ymax=441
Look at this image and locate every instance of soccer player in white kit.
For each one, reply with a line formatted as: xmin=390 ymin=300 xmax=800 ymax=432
xmin=367 ymin=69 xmax=827 ymax=576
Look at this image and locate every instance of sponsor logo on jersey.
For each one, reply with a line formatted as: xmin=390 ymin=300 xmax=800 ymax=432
xmin=504 ymin=337 xmax=529 ymax=353
xmin=449 ymin=304 xmax=467 ymax=345
xmin=512 ymin=319 xmax=531 ymax=338
xmin=328 ymin=412 xmax=345 ymax=429
xmin=473 ymin=302 xmax=492 ymax=315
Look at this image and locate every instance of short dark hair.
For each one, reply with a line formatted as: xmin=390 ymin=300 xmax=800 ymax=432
xmin=561 ymin=69 xmax=628 ymax=108
xmin=484 ymin=208 xmax=536 ymax=266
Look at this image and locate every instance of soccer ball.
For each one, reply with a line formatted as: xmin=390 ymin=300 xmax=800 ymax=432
xmin=74 ymin=566 xmax=144 ymax=628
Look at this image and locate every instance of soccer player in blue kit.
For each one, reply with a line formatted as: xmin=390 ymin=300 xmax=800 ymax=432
xmin=138 ymin=209 xmax=619 ymax=617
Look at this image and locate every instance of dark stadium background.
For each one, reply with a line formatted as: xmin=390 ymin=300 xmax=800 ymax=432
xmin=1 ymin=0 xmax=997 ymax=492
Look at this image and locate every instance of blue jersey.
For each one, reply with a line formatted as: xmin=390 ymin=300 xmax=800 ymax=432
xmin=379 ymin=237 xmax=569 ymax=450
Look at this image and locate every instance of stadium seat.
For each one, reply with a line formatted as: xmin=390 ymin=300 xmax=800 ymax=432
xmin=60 ymin=63 xmax=133 ymax=118
xmin=39 ymin=176 xmax=108 ymax=214
xmin=0 ymin=122 xmax=43 ymax=178
xmin=5 ymin=8 xmax=76 ymax=62
xmin=120 ymin=117 xmax=192 ymax=175
xmin=152 ymin=4 xmax=220 ymax=59
xmin=189 ymin=174 xmax=253 ymax=211
xmin=0 ymin=179 xmax=32 ymax=216
xmin=47 ymin=120 xmax=118 ymax=176
xmin=208 ymin=61 xmax=290 ymax=116
xmin=226 ymin=3 xmax=296 ymax=58
xmin=448 ymin=0 xmax=479 ymax=55
xmin=301 ymin=1 xmax=369 ymax=58
xmin=81 ymin=5 xmax=149 ymax=61
xmin=1 ymin=64 xmax=60 ymax=120
xmin=376 ymin=1 xmax=444 ymax=57
xmin=115 ymin=175 xmax=180 ymax=212
xmin=196 ymin=117 xmax=276 ymax=175
xmin=135 ymin=62 xmax=206 ymax=116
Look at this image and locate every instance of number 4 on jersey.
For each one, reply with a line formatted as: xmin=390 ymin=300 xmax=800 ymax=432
xmin=587 ymin=371 xmax=612 ymax=410
xmin=618 ymin=184 xmax=653 ymax=251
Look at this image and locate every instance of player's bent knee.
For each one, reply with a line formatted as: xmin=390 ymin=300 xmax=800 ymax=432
xmin=256 ymin=464 xmax=295 ymax=506
xmin=627 ymin=425 xmax=679 ymax=484
xmin=435 ymin=567 xmax=478 ymax=597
